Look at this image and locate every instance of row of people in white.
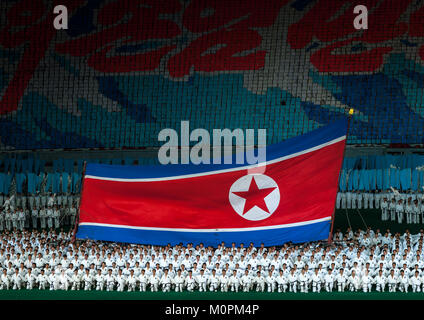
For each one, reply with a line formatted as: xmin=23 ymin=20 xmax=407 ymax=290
xmin=6 ymin=191 xmax=422 ymax=214
xmin=336 ymin=191 xmax=424 ymax=211
xmin=0 ymin=228 xmax=423 ymax=293
xmin=2 ymin=264 xmax=423 ymax=293
xmin=0 ymin=205 xmax=77 ymax=230
xmin=380 ymin=198 xmax=424 ymax=224
xmin=1 ymin=194 xmax=78 ymax=211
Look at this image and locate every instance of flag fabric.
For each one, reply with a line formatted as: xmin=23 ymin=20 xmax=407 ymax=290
xmin=76 ymin=120 xmax=347 ymax=246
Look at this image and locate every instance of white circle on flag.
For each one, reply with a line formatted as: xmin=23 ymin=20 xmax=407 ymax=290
xmin=229 ymin=174 xmax=280 ymax=221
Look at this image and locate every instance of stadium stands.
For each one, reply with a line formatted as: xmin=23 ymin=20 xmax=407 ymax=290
xmin=1 ymin=0 xmax=424 ymax=150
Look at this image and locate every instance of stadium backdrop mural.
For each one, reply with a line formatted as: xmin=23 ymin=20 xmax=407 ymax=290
xmin=0 ymin=0 xmax=424 ymax=150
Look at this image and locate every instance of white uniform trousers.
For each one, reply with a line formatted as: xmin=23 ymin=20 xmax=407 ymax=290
xmin=299 ymin=281 xmax=308 ymax=293
xmin=71 ymin=281 xmax=81 ymax=290
xmin=242 ymin=283 xmax=250 ymax=292
xmin=312 ymin=282 xmax=321 ymax=293
xmin=230 ymin=283 xmax=239 ymax=292
xmin=397 ymin=211 xmax=403 ymax=224
xmin=412 ymin=284 xmax=421 ymax=293
xmin=278 ymin=283 xmax=287 ymax=293
xmin=12 ymin=279 xmax=22 ymax=290
xmin=49 ymin=279 xmax=59 ymax=291
xmin=209 ymin=283 xmax=219 ymax=292
xmin=96 ymin=281 xmax=104 ymax=291
xmin=127 ymin=283 xmax=136 ymax=292
xmin=375 ymin=283 xmax=384 ymax=292
xmin=325 ymin=282 xmax=333 ymax=292
xmin=198 ymin=283 xmax=207 ymax=292
xmin=266 ymin=282 xmax=275 ymax=292
xmin=106 ymin=281 xmax=115 ymax=292
xmin=54 ymin=217 xmax=60 ymax=229
xmin=381 ymin=209 xmax=388 ymax=221
xmin=255 ymin=282 xmax=265 ymax=292
xmin=40 ymin=217 xmax=46 ymax=229
xmin=60 ymin=279 xmax=69 ymax=291
xmin=26 ymin=279 xmax=36 ymax=290
xmin=117 ymin=282 xmax=125 ymax=292
xmin=399 ymin=283 xmax=408 ymax=293
xmin=84 ymin=280 xmax=92 ymax=291
xmin=362 ymin=283 xmax=371 ymax=293
xmin=39 ymin=281 xmax=48 ymax=290
xmin=32 ymin=217 xmax=37 ymax=229
xmin=220 ymin=283 xmax=228 ymax=292
xmin=175 ymin=283 xmax=184 ymax=292
xmin=289 ymin=281 xmax=297 ymax=293
xmin=390 ymin=210 xmax=396 ymax=221
xmin=1 ymin=280 xmax=11 ymax=290
xmin=413 ymin=213 xmax=419 ymax=224
xmin=139 ymin=283 xmax=147 ymax=292
xmin=162 ymin=283 xmax=171 ymax=292
xmin=186 ymin=282 xmax=195 ymax=292
xmin=406 ymin=212 xmax=412 ymax=224
xmin=349 ymin=283 xmax=359 ymax=292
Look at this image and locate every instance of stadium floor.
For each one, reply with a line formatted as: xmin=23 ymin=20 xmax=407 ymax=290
xmin=0 ymin=289 xmax=424 ymax=300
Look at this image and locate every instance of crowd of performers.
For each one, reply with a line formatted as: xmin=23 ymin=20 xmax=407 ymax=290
xmin=0 ymin=227 xmax=424 ymax=293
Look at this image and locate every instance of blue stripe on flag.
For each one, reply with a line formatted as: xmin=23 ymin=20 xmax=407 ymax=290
xmin=76 ymin=220 xmax=331 ymax=247
xmin=85 ymin=120 xmax=347 ymax=179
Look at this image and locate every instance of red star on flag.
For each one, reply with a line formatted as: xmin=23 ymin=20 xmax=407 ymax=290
xmin=232 ymin=176 xmax=277 ymax=215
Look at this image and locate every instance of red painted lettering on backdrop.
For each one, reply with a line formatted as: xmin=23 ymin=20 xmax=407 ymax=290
xmin=287 ymin=0 xmax=416 ymax=73
xmin=0 ymin=0 xmax=82 ymax=115
xmin=55 ymin=0 xmax=182 ymax=72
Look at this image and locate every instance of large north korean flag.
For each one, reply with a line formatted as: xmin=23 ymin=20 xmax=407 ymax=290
xmin=76 ymin=120 xmax=347 ymax=246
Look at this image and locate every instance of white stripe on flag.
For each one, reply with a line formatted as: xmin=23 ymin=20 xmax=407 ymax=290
xmin=78 ymin=216 xmax=332 ymax=233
